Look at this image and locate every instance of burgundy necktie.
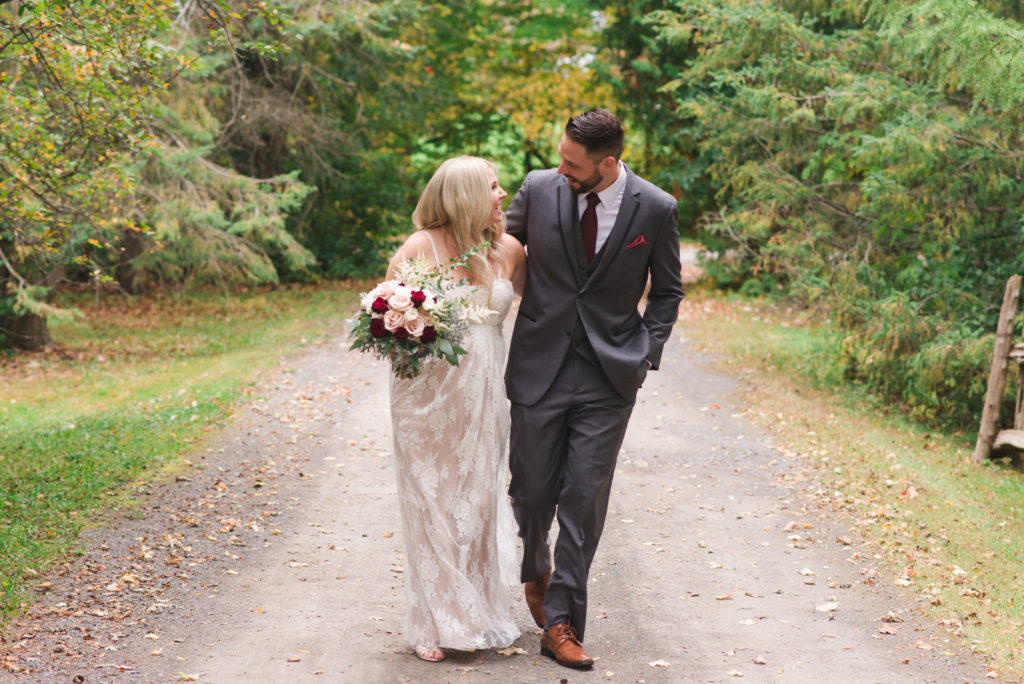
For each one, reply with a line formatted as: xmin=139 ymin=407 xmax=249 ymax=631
xmin=581 ymin=192 xmax=600 ymax=262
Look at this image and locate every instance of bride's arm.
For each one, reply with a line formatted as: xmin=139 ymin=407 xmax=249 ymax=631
xmin=500 ymin=233 xmax=527 ymax=296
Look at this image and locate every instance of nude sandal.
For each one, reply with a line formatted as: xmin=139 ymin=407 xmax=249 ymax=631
xmin=415 ymin=645 xmax=446 ymax=662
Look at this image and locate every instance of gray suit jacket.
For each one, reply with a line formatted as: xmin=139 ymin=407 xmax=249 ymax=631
xmin=504 ymin=165 xmax=685 ymax=405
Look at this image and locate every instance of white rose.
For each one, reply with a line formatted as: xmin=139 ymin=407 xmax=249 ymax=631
xmin=403 ymin=307 xmax=419 ymax=322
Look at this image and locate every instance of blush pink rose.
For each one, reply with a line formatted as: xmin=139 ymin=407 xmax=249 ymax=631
xmin=387 ymin=292 xmax=413 ymax=312
xmin=405 ymin=316 xmax=426 ymax=338
xmin=373 ymin=280 xmax=398 ymax=300
xmin=383 ymin=310 xmax=406 ymax=332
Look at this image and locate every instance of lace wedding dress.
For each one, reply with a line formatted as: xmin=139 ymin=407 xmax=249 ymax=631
xmin=389 ymin=269 xmax=521 ymax=652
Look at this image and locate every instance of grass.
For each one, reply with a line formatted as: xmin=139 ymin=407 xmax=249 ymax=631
xmin=0 ymin=284 xmax=360 ymax=622
xmin=680 ymin=290 xmax=1024 ymax=678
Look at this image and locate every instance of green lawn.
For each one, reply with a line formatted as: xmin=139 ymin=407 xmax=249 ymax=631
xmin=0 ymin=284 xmax=359 ymax=621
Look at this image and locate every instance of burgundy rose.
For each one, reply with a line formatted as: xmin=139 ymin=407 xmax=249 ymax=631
xmin=371 ymin=297 xmax=388 ymax=314
xmin=369 ymin=317 xmax=386 ymax=338
xmin=410 ymin=290 xmax=427 ymax=307
xmin=393 ymin=327 xmax=409 ymax=340
xmin=421 ymin=326 xmax=436 ymax=342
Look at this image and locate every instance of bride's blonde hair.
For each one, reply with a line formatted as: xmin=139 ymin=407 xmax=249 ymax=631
xmin=412 ymin=156 xmax=505 ymax=286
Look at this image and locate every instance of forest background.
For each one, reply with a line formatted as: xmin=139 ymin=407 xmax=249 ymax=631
xmin=5 ymin=0 xmax=1024 ymax=673
xmin=8 ymin=0 xmax=1024 ymax=430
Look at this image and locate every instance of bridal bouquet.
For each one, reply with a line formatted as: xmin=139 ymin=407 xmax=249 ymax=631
xmin=349 ymin=250 xmax=492 ymax=379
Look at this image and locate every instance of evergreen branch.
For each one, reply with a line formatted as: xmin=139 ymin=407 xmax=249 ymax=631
xmin=873 ymin=0 xmax=1024 ymax=113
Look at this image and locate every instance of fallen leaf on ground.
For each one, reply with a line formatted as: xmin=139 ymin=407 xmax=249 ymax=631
xmin=496 ymin=646 xmax=527 ymax=656
xmin=649 ymin=660 xmax=671 ymax=667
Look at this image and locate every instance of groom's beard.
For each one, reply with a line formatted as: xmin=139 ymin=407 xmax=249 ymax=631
xmin=564 ymin=168 xmax=604 ymax=194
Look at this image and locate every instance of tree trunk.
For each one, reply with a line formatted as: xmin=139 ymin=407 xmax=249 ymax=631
xmin=116 ymin=227 xmax=148 ymax=294
xmin=1 ymin=311 xmax=51 ymax=350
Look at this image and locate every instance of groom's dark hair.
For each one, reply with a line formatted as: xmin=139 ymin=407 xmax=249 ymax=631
xmin=565 ymin=109 xmax=624 ymax=162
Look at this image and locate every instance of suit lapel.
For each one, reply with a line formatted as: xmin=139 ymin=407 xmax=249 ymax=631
xmin=583 ymin=169 xmax=641 ymax=287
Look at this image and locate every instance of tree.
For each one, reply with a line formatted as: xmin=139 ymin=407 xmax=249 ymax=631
xmin=637 ymin=0 xmax=1024 ymax=427
xmin=0 ymin=0 xmax=171 ymax=346
xmin=196 ymin=0 xmax=608 ymax=279
xmin=0 ymin=0 xmax=312 ymax=347
xmin=593 ymin=0 xmax=707 ymax=229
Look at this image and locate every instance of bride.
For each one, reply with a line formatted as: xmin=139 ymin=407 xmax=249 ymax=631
xmin=385 ymin=156 xmax=526 ymax=662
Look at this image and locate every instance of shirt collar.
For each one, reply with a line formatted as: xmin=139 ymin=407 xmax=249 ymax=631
xmin=591 ymin=160 xmax=627 ymax=205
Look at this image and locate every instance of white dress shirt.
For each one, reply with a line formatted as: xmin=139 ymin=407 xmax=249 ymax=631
xmin=576 ymin=161 xmax=627 ymax=255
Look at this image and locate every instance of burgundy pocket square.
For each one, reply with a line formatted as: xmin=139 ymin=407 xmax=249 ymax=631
xmin=626 ymin=235 xmax=647 ymax=249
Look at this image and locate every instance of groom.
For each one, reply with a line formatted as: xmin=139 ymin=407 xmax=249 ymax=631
xmin=504 ymin=109 xmax=684 ymax=669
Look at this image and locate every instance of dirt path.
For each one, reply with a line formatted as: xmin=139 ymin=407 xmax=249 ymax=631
xmin=3 ymin=306 xmax=999 ymax=683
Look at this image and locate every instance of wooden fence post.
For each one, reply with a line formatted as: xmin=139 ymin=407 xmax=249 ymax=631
xmin=973 ymin=274 xmax=1023 ymax=463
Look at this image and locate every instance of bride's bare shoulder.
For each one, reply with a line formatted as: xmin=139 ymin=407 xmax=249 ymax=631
xmin=401 ymin=230 xmax=438 ymax=256
xmin=387 ymin=230 xmax=440 ymax=279
xmin=498 ymin=232 xmax=525 ymax=256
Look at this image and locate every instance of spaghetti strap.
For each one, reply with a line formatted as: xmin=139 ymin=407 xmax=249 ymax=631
xmin=422 ymin=231 xmax=442 ymax=266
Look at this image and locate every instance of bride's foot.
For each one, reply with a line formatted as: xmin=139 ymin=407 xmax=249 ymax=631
xmin=415 ymin=645 xmax=446 ymax=662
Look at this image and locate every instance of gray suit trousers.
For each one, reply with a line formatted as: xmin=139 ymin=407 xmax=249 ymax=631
xmin=508 ymin=347 xmax=635 ymax=641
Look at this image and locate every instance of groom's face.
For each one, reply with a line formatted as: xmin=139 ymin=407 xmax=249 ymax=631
xmin=557 ymin=134 xmax=606 ymax=194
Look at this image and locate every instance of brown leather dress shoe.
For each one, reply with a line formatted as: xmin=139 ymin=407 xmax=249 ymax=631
xmin=523 ymin=568 xmax=551 ymax=628
xmin=541 ymin=623 xmax=594 ymax=669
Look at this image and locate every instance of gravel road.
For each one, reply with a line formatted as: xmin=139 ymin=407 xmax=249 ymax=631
xmin=2 ymin=301 xmax=998 ymax=683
